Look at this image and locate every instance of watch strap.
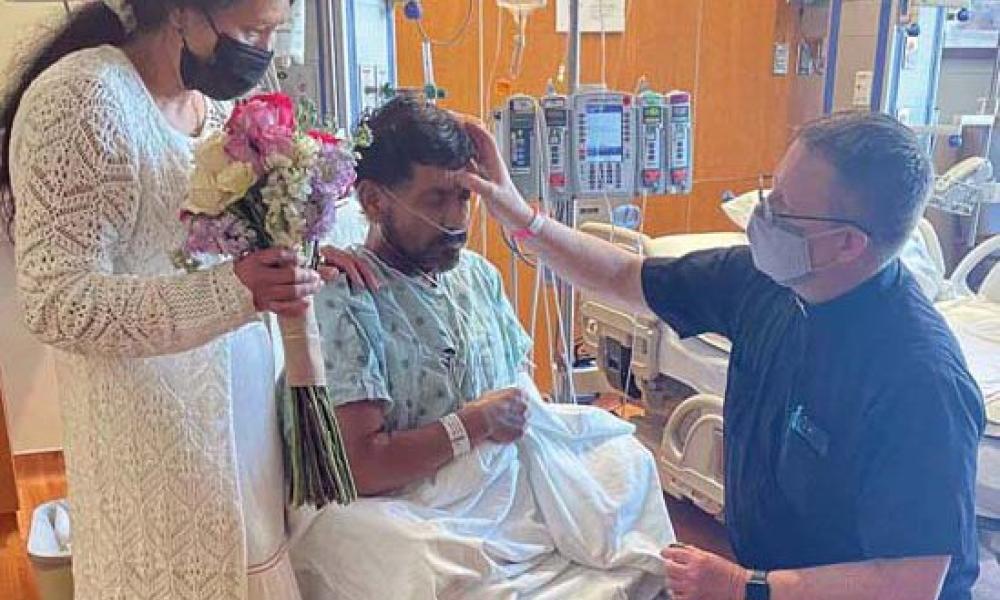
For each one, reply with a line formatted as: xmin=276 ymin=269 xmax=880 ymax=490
xmin=745 ymin=569 xmax=770 ymax=600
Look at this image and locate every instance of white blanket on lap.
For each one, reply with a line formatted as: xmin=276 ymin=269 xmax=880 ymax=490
xmin=290 ymin=375 xmax=674 ymax=599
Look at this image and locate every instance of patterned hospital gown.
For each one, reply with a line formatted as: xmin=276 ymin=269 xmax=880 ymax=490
xmin=314 ymin=246 xmax=533 ymax=431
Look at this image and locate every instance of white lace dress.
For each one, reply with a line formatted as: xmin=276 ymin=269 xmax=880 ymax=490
xmin=10 ymin=46 xmax=300 ymax=600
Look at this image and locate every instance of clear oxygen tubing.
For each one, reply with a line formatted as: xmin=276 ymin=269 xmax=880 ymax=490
xmin=478 ymin=0 xmax=489 ymax=256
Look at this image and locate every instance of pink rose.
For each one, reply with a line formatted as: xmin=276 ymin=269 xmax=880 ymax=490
xmin=225 ymin=93 xmax=297 ymax=173
xmin=229 ymin=92 xmax=295 ymax=130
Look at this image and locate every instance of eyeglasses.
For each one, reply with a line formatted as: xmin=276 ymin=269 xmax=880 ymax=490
xmin=757 ymin=174 xmax=871 ymax=236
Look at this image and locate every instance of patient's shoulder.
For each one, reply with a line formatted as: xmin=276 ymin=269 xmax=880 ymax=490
xmin=314 ymin=271 xmax=381 ymax=335
xmin=316 ymin=274 xmax=373 ymax=306
xmin=457 ymin=250 xmax=505 ymax=295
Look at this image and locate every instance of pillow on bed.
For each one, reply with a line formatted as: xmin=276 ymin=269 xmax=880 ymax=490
xmin=720 ymin=189 xmax=760 ymax=230
xmin=719 ymin=189 xmax=945 ymax=301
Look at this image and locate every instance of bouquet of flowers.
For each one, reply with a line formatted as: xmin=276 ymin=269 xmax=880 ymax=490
xmin=176 ymin=92 xmax=364 ymax=508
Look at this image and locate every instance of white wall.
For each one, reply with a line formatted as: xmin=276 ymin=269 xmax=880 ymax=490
xmin=1 ymin=243 xmax=62 ymax=453
xmin=1 ymin=2 xmax=70 ymax=453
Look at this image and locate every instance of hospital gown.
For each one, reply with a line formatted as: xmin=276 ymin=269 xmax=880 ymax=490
xmin=316 ymin=247 xmax=532 ymax=430
xmin=290 ymin=247 xmax=673 ymax=599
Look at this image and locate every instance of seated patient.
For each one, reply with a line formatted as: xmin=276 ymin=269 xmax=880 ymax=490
xmin=290 ymin=98 xmax=673 ymax=599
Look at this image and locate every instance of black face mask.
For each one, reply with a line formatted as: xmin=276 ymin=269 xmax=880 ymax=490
xmin=180 ymin=12 xmax=273 ymax=101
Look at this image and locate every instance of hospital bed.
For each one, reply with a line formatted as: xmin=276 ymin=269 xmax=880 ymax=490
xmin=578 ymin=217 xmax=1000 ymax=547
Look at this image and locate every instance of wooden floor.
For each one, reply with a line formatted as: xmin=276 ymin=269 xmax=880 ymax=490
xmin=0 ymin=446 xmax=730 ymax=600
xmin=1 ymin=452 xmax=66 ymax=600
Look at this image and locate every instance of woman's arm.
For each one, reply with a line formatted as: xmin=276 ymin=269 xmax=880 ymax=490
xmin=9 ymin=74 xmax=305 ymax=357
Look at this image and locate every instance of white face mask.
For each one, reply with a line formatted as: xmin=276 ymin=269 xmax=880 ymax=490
xmin=747 ymin=210 xmax=849 ymax=286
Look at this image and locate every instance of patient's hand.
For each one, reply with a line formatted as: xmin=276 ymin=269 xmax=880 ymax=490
xmin=463 ymin=388 xmax=529 ymax=444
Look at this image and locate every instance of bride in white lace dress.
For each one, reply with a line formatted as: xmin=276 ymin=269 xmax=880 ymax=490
xmin=0 ymin=1 xmax=368 ymax=598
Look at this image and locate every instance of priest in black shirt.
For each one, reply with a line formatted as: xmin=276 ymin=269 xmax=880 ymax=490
xmin=457 ymin=111 xmax=985 ymax=600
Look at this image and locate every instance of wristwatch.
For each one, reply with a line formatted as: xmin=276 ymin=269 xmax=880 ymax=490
xmin=745 ymin=569 xmax=770 ymax=600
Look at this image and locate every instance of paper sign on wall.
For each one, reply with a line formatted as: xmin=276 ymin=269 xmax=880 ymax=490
xmin=556 ymin=0 xmax=626 ymax=33
xmin=853 ymin=71 xmax=874 ymax=107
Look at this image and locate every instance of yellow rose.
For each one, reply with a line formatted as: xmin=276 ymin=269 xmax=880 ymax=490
xmin=216 ymin=161 xmax=257 ymax=203
xmin=194 ymin=132 xmax=230 ymax=176
xmin=184 ymin=168 xmax=228 ymax=216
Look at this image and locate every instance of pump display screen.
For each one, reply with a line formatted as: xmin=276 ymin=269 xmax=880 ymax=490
xmin=642 ymin=106 xmax=662 ymax=122
xmin=671 ymin=106 xmax=690 ymax=119
xmin=545 ymin=108 xmax=568 ymax=126
xmin=584 ymin=104 xmax=624 ymax=162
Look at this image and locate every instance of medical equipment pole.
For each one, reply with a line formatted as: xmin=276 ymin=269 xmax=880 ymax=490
xmin=567 ymin=0 xmax=581 ymax=92
xmin=552 ymin=0 xmax=582 ymax=403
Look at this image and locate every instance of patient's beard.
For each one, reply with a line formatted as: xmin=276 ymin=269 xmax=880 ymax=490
xmin=373 ymin=216 xmax=462 ymax=276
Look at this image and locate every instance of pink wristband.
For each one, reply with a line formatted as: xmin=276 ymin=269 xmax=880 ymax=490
xmin=511 ymin=207 xmax=543 ymax=241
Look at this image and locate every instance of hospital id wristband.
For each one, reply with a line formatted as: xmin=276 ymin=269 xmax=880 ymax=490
xmin=510 ymin=207 xmax=545 ymax=242
xmin=440 ymin=413 xmax=471 ymax=458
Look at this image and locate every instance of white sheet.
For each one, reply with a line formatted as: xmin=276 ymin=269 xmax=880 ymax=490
xmin=938 ymin=297 xmax=1000 ymax=425
xmin=289 ymin=374 xmax=673 ymax=599
xmin=933 ymin=296 xmax=1000 ymax=519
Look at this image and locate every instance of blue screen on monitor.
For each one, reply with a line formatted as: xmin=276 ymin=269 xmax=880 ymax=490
xmin=585 ymin=104 xmax=623 ymax=162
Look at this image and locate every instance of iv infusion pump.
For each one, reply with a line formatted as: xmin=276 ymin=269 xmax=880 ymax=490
xmin=572 ymin=91 xmax=636 ymax=198
xmin=541 ymin=94 xmax=571 ymax=203
xmin=494 ymin=96 xmax=542 ymax=202
xmin=665 ymin=91 xmax=693 ymax=194
xmin=633 ymin=90 xmax=692 ymax=195
xmin=494 ymin=86 xmax=693 ymax=205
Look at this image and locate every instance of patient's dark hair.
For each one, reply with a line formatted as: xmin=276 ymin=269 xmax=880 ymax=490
xmin=796 ymin=111 xmax=933 ymax=261
xmin=355 ymin=97 xmax=476 ymax=189
xmin=0 ymin=0 xmax=255 ymax=241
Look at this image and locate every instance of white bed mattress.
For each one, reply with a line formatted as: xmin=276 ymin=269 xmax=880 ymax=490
xmin=937 ymin=297 xmax=1000 ymax=518
xmin=938 ymin=297 xmax=1000 ymax=429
